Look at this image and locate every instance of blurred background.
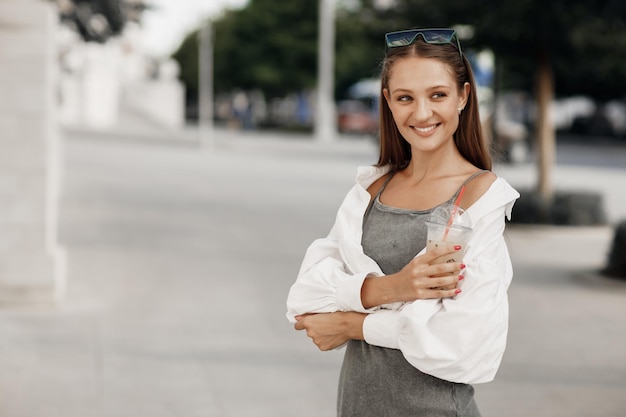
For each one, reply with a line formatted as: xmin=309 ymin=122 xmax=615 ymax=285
xmin=51 ymin=0 xmax=626 ymax=155
xmin=0 ymin=0 xmax=625 ymax=416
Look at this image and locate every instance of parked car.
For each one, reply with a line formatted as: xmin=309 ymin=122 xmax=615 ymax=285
xmin=337 ymin=99 xmax=378 ymax=135
xmin=571 ymin=99 xmax=626 ymax=138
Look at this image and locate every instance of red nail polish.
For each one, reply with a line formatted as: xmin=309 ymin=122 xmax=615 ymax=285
xmin=460 ymin=263 xmax=466 ymax=269
xmin=455 ymin=289 xmax=462 ymax=294
xmin=454 ymin=245 xmax=462 ymax=251
xmin=458 ymin=275 xmax=464 ymax=281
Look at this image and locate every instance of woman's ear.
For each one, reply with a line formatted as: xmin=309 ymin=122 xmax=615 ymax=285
xmin=383 ymin=88 xmax=391 ymax=105
xmin=459 ymin=82 xmax=470 ymax=109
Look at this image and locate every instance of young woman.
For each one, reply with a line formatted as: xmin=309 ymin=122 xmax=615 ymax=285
xmin=286 ymin=28 xmax=519 ymax=416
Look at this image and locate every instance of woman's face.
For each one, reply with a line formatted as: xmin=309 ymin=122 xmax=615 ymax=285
xmin=383 ymin=55 xmax=469 ymax=154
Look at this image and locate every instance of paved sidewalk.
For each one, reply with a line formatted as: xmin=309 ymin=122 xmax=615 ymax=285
xmin=0 ymin=129 xmax=624 ymax=416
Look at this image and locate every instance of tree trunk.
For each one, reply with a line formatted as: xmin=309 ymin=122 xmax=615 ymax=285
xmin=534 ymin=53 xmax=555 ymax=200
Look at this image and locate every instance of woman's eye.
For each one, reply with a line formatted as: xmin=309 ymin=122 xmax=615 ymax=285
xmin=432 ymin=92 xmax=447 ymax=99
xmin=397 ymin=95 xmax=412 ymax=102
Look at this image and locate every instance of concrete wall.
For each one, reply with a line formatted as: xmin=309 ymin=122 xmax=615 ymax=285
xmin=0 ymin=0 xmax=66 ymax=304
xmin=120 ymin=60 xmax=186 ymax=129
xmin=58 ymin=26 xmax=185 ymax=131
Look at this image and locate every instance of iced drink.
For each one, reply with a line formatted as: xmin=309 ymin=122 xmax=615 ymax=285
xmin=426 ymin=221 xmax=472 ymax=264
xmin=425 ymin=204 xmax=472 ymax=265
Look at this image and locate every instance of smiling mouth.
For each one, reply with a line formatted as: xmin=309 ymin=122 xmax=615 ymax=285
xmin=412 ymin=123 xmax=440 ymax=133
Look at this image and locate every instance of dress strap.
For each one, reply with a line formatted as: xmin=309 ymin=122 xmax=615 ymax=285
xmin=364 ymin=172 xmax=395 ymax=220
xmin=451 ymin=170 xmax=491 ymax=201
xmin=376 ymin=172 xmax=395 ymax=200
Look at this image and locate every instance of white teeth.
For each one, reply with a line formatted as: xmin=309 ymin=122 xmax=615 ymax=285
xmin=413 ymin=124 xmax=437 ymax=133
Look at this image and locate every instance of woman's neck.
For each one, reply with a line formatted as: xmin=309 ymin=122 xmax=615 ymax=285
xmin=405 ymin=141 xmax=468 ymax=181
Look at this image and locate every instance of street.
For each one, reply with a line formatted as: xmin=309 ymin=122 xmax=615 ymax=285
xmin=0 ymin=129 xmax=624 ymax=416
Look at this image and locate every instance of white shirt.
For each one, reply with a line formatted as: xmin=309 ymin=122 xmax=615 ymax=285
xmin=286 ymin=165 xmax=520 ymax=384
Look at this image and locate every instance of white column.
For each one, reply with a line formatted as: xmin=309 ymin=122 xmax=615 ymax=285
xmin=315 ymin=0 xmax=337 ymax=142
xmin=0 ymin=0 xmax=66 ymax=304
xmin=199 ymin=20 xmax=214 ymax=148
xmin=80 ymin=42 xmax=122 ymax=129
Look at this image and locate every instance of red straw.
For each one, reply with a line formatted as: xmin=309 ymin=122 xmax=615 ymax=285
xmin=442 ymin=185 xmax=466 ymax=241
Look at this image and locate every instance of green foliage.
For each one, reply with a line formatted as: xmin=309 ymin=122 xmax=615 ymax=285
xmin=345 ymin=0 xmax=626 ymax=98
xmin=213 ymin=0 xmax=318 ymax=98
xmin=462 ymin=0 xmax=626 ymax=98
xmin=336 ymin=0 xmax=626 ymax=98
xmin=334 ymin=5 xmax=385 ymax=97
xmin=171 ymin=0 xmax=626 ymax=103
xmin=171 ymin=29 xmax=200 ymax=102
xmin=61 ymin=0 xmax=125 ymax=43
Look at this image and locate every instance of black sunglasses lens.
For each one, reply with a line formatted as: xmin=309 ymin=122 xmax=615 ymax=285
xmin=386 ymin=31 xmax=418 ymax=47
xmin=421 ymin=30 xmax=455 ymax=43
xmin=386 ymin=29 xmax=455 ymax=47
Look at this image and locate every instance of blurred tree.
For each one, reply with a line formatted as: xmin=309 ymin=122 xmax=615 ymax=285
xmin=461 ymin=0 xmax=626 ymax=199
xmin=172 ymin=0 xmax=431 ymax=105
xmin=56 ymin=0 xmax=150 ymax=43
xmin=354 ymin=0 xmax=626 ymax=98
xmin=173 ymin=0 xmax=319 ymax=110
xmin=172 ymin=27 xmax=201 ymax=108
xmin=332 ymin=0 xmax=496 ymax=97
xmin=466 ymin=0 xmax=626 ymax=99
xmin=334 ymin=1 xmax=386 ymax=97
xmin=172 ymin=0 xmax=626 ymax=198
xmin=213 ymin=0 xmax=318 ymax=97
xmin=340 ymin=0 xmax=626 ymax=199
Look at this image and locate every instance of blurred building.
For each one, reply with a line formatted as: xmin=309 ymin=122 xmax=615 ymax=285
xmin=55 ymin=0 xmax=185 ymax=130
xmin=0 ymin=0 xmax=184 ymax=305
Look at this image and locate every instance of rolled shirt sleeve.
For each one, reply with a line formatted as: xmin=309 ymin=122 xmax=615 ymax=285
xmin=286 ymin=167 xmax=389 ymax=323
xmin=285 ymin=236 xmax=377 ymax=322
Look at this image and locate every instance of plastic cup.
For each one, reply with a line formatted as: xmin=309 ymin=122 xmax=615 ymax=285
xmin=425 ymin=221 xmax=472 ymax=264
xmin=425 ymin=204 xmax=472 ymax=265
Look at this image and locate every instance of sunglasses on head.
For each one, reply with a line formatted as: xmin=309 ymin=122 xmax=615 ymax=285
xmin=385 ymin=28 xmax=463 ymax=58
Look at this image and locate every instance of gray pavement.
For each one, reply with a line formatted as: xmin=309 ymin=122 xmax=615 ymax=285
xmin=0 ymin=128 xmax=625 ymax=416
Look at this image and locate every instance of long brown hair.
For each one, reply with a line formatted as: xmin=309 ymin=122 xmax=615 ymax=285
xmin=376 ymin=36 xmax=492 ymax=171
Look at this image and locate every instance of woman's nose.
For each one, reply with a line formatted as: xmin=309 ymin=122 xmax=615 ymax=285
xmin=412 ymin=99 xmax=432 ymax=120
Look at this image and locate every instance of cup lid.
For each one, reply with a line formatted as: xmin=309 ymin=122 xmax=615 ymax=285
xmin=428 ymin=204 xmax=472 ymax=228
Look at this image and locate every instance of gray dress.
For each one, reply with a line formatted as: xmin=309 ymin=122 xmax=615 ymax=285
xmin=337 ymin=172 xmax=486 ymax=417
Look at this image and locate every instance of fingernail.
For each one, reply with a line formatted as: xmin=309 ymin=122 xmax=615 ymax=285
xmin=455 ymin=289 xmax=462 ymax=294
xmin=454 ymin=245 xmax=462 ymax=250
xmin=458 ymin=275 xmax=464 ymax=281
xmin=460 ymin=263 xmax=466 ymax=269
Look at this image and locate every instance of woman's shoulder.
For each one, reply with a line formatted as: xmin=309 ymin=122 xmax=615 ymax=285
xmin=366 ymin=173 xmax=391 ymax=199
xmin=354 ymin=165 xmax=392 ymax=198
xmin=465 ymin=174 xmax=520 ymax=221
xmin=461 ymin=171 xmax=497 ymax=210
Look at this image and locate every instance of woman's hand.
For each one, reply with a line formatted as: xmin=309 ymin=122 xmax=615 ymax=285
xmin=361 ymin=244 xmax=465 ymax=308
xmin=294 ymin=312 xmax=366 ymax=351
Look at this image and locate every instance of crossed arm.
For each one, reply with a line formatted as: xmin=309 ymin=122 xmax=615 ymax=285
xmin=294 ymin=243 xmax=465 ymax=351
